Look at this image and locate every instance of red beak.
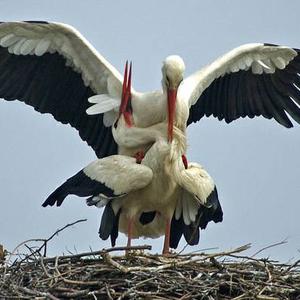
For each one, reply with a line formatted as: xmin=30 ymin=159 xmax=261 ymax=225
xmin=167 ymin=88 xmax=177 ymax=142
xmin=119 ymin=61 xmax=133 ymax=127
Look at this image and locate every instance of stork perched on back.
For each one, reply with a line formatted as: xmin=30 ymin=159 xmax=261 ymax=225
xmin=43 ymin=63 xmax=223 ymax=253
xmin=1 ymin=21 xmax=300 ymax=252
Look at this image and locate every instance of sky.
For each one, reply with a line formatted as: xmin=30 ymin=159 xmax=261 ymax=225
xmin=0 ymin=0 xmax=299 ymax=262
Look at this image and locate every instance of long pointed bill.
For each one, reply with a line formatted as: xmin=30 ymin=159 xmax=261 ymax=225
xmin=124 ymin=62 xmax=133 ymax=127
xmin=119 ymin=61 xmax=128 ymax=117
xmin=167 ymin=88 xmax=177 ymax=142
xmin=119 ymin=61 xmax=133 ymax=127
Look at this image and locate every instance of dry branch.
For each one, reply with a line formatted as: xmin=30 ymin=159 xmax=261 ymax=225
xmin=1 ymin=222 xmax=299 ymax=299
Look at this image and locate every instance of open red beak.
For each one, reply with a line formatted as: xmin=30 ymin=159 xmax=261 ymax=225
xmin=119 ymin=61 xmax=133 ymax=127
xmin=167 ymin=88 xmax=177 ymax=142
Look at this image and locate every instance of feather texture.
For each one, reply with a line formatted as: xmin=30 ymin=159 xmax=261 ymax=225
xmin=182 ymin=44 xmax=300 ymax=128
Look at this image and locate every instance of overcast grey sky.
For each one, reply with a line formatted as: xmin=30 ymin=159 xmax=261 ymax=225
xmin=0 ymin=0 xmax=299 ymax=262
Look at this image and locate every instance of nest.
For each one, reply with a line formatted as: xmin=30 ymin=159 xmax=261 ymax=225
xmin=1 ymin=220 xmax=299 ymax=299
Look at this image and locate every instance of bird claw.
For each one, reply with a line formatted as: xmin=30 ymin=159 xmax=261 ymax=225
xmin=86 ymin=195 xmax=109 ymax=207
xmin=134 ymin=151 xmax=145 ymax=164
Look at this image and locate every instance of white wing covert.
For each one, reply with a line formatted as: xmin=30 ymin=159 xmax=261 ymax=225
xmin=83 ymin=155 xmax=153 ymax=195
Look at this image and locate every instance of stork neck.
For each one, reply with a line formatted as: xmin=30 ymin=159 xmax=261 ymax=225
xmin=164 ymin=125 xmax=187 ymax=183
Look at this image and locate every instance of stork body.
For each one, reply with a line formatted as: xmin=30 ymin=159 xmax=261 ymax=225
xmin=109 ymin=105 xmax=221 ymax=252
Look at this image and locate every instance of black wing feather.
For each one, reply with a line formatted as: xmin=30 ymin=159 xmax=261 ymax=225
xmin=0 ymin=46 xmax=117 ymax=158
xmin=42 ymin=170 xmax=115 ymax=207
xmin=188 ymin=46 xmax=300 ymax=128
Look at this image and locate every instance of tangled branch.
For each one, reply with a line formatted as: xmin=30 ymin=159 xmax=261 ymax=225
xmin=1 ymin=221 xmax=299 ymax=299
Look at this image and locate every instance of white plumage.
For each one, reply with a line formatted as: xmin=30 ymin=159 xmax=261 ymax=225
xmin=83 ymin=155 xmax=153 ymax=196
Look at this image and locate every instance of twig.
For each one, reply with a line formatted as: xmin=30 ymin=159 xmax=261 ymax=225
xmin=42 ymin=218 xmax=87 ymax=256
xmin=105 ymin=284 xmax=114 ymax=300
xmin=102 ymin=252 xmax=129 ymax=273
xmin=42 ymin=244 xmax=152 ymax=263
xmin=251 ymin=239 xmax=288 ymax=258
xmin=117 ymin=277 xmax=155 ymax=300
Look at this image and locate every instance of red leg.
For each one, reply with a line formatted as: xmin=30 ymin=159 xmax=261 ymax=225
xmin=162 ymin=218 xmax=171 ymax=255
xmin=127 ymin=217 xmax=134 ymax=248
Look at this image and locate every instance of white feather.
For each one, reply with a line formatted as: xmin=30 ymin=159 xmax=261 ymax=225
xmin=272 ymin=56 xmax=287 ymax=69
xmin=187 ymin=195 xmax=199 ymax=223
xmin=178 ymin=163 xmax=215 ymax=205
xmin=257 ymin=59 xmax=271 ymax=70
xmin=244 ymin=56 xmax=253 ymax=67
xmin=175 ymin=196 xmax=183 ymax=220
xmin=12 ymin=38 xmax=27 ymax=55
xmin=86 ymin=95 xmax=119 ymax=115
xmin=103 ymin=110 xmax=117 ymax=127
xmin=182 ymin=193 xmax=191 ymax=225
xmin=20 ymin=39 xmax=37 ymax=55
xmin=7 ymin=46 xmax=14 ymax=54
xmin=83 ymin=155 xmax=153 ymax=195
xmin=251 ymin=61 xmax=263 ymax=74
xmin=230 ymin=64 xmax=240 ymax=73
xmin=34 ymin=39 xmax=51 ymax=56
xmin=86 ymin=195 xmax=109 ymax=208
xmin=86 ymin=104 xmax=105 ymax=115
xmin=237 ymin=59 xmax=247 ymax=70
xmin=261 ymin=58 xmax=275 ymax=73
xmin=0 ymin=34 xmax=19 ymax=47
xmin=89 ymin=94 xmax=119 ymax=106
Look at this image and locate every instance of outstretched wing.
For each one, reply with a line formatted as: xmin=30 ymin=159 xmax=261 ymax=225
xmin=42 ymin=155 xmax=153 ymax=207
xmin=0 ymin=21 xmax=124 ymax=157
xmin=182 ymin=43 xmax=300 ymax=128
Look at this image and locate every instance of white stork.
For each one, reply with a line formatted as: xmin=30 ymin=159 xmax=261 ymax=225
xmin=42 ymin=128 xmax=222 ymax=254
xmin=1 ymin=21 xmax=300 ymax=251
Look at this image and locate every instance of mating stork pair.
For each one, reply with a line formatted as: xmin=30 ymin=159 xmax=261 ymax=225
xmin=1 ymin=21 xmax=300 ymax=254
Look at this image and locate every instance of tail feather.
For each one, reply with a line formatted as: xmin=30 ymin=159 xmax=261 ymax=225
xmin=110 ymin=209 xmax=121 ymax=247
xmin=99 ymin=203 xmax=115 ymax=240
xmin=170 ymin=217 xmax=184 ymax=249
xmin=199 ymin=187 xmax=223 ymax=229
xmin=183 ymin=222 xmax=200 ymax=246
xmin=170 ymin=186 xmax=223 ymax=249
xmin=99 ymin=202 xmax=121 ymax=247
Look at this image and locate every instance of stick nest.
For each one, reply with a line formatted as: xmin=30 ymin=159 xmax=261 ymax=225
xmin=0 ymin=244 xmax=299 ymax=300
xmin=1 ymin=220 xmax=299 ymax=299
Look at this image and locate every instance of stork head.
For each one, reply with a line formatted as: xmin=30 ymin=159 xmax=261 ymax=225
xmin=161 ymin=55 xmax=185 ymax=142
